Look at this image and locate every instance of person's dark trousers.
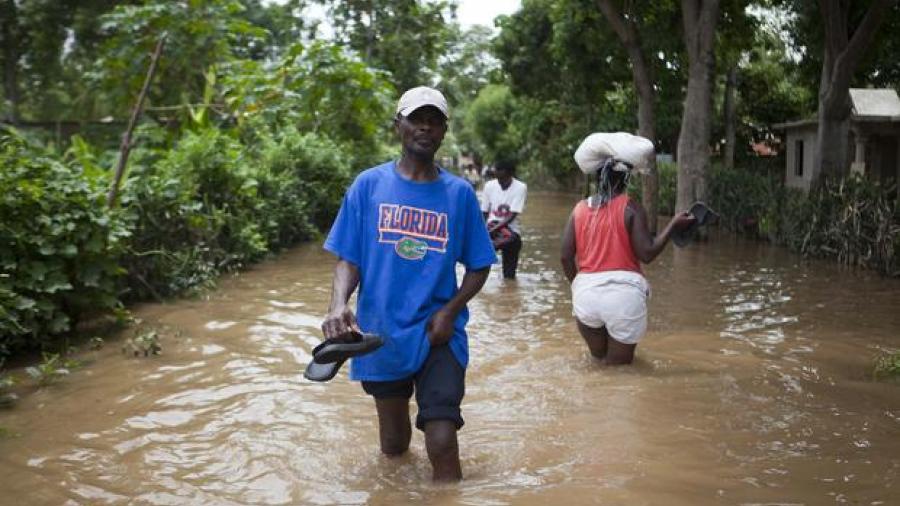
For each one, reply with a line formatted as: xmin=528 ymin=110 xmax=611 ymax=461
xmin=497 ymin=232 xmax=522 ymax=279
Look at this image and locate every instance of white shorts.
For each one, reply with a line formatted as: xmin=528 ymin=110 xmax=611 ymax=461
xmin=571 ymin=271 xmax=650 ymax=345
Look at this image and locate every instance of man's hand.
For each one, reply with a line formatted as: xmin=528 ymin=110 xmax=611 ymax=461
xmin=426 ymin=307 xmax=456 ymax=347
xmin=321 ymin=305 xmax=361 ymax=341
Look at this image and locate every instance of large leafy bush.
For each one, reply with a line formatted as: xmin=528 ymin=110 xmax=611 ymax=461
xmin=116 ymin=125 xmax=353 ymax=301
xmin=253 ymin=127 xmax=351 ymax=249
xmin=118 ymin=128 xmax=265 ymax=300
xmin=0 ymin=133 xmax=127 ymax=354
xmin=707 ymin=166 xmax=899 ymax=276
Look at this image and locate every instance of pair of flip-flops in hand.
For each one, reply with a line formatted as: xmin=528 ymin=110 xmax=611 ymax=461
xmin=304 ymin=331 xmax=384 ymax=382
xmin=672 ymin=201 xmax=720 ymax=247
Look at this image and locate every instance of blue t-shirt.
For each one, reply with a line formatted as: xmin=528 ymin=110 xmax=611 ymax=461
xmin=323 ymin=161 xmax=497 ymax=381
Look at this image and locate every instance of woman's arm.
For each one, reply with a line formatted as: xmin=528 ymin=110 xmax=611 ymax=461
xmin=626 ymin=200 xmax=694 ymax=263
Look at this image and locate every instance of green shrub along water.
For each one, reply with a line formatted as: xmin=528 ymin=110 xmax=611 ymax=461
xmin=3 ymin=122 xmax=897 ymax=360
xmin=0 ymin=124 xmax=353 ymax=357
xmin=626 ymin=162 xmax=898 ymax=276
xmin=0 ymin=133 xmax=129 ymax=354
xmin=628 ymin=161 xmax=678 ymax=216
xmin=705 ymin=167 xmax=899 ymax=277
xmin=0 ymin=35 xmax=394 ymax=360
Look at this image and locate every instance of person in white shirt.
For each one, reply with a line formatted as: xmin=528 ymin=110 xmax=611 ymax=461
xmin=481 ymin=160 xmax=527 ymax=279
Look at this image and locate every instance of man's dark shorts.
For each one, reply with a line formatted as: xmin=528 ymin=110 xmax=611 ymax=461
xmin=362 ymin=344 xmax=465 ymax=431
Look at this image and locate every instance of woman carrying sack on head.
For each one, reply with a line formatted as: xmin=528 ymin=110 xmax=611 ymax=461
xmin=560 ymin=133 xmax=695 ymax=365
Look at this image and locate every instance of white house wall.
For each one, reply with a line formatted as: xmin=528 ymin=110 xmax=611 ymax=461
xmin=784 ymin=127 xmax=817 ymax=192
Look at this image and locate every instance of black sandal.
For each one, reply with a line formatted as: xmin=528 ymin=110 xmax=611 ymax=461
xmin=303 ymin=332 xmax=384 ymax=382
xmin=672 ymin=201 xmax=719 ymax=247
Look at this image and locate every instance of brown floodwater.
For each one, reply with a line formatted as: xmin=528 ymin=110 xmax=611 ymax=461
xmin=1 ymin=191 xmax=899 ymax=505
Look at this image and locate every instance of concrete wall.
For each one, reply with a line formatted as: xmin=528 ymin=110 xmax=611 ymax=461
xmin=784 ymin=126 xmax=817 ymax=192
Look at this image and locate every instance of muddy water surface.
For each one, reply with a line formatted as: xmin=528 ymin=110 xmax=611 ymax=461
xmin=1 ymin=192 xmax=899 ymax=505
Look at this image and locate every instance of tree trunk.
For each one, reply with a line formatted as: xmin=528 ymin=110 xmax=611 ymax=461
xmin=814 ymin=0 xmax=896 ymax=183
xmin=676 ymin=0 xmax=720 ymax=213
xmin=596 ymin=0 xmax=659 ymax=232
xmin=365 ymin=2 xmax=376 ymax=63
xmin=108 ymin=36 xmax=166 ymax=208
xmin=1 ymin=0 xmax=20 ymax=125
xmin=723 ymin=65 xmax=737 ymax=169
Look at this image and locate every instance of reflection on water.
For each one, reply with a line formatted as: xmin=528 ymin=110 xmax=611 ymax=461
xmin=1 ymin=192 xmax=899 ymax=505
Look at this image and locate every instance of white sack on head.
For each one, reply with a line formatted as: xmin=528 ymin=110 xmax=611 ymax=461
xmin=573 ymin=132 xmax=655 ymax=175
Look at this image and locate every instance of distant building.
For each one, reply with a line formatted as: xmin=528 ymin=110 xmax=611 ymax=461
xmin=774 ymin=88 xmax=900 ymax=192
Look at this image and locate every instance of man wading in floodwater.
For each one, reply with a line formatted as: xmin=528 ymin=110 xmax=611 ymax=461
xmin=320 ymin=86 xmax=496 ymax=481
xmin=481 ymin=159 xmax=527 ymax=279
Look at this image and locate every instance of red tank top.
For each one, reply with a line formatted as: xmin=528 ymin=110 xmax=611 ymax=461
xmin=573 ymin=194 xmax=642 ymax=274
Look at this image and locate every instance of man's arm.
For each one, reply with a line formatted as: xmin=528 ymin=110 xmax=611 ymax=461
xmin=487 ymin=212 xmax=519 ymax=233
xmin=489 ymin=182 xmax=526 ymax=232
xmin=560 ymin=211 xmax=578 ymax=283
xmin=427 ymin=267 xmax=490 ymax=346
xmin=321 ymin=258 xmax=361 ymax=340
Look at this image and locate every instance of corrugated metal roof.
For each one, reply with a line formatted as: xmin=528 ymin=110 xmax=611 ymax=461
xmin=850 ymin=88 xmax=900 ymax=117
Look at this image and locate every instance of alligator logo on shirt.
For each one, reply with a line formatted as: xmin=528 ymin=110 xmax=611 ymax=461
xmin=394 ymin=236 xmax=428 ymax=260
xmin=378 ymin=203 xmax=449 ymax=259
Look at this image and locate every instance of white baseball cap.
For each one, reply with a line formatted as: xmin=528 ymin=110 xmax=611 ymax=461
xmin=396 ymin=86 xmax=449 ymax=119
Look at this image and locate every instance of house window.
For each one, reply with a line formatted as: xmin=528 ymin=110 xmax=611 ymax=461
xmin=794 ymin=139 xmax=804 ymax=177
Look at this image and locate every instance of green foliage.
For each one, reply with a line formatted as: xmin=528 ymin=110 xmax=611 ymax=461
xmin=0 ymin=358 xmax=16 ymax=407
xmin=0 ymin=0 xmax=129 ymax=122
xmin=735 ymin=26 xmax=814 ymax=142
xmin=491 ymin=0 xmax=690 ymax=184
xmin=253 ymin=127 xmax=352 ymax=248
xmin=122 ymin=329 xmax=161 ymax=357
xmin=438 ymin=25 xmax=501 ymax=106
xmin=464 ymin=85 xmax=523 ymax=163
xmin=113 ymin=122 xmax=353 ymax=301
xmin=92 ymin=0 xmax=268 ymax=113
xmin=24 ymin=352 xmax=73 ymax=386
xmin=707 ymin=166 xmax=899 ymax=277
xmin=797 ymin=176 xmax=899 ymax=275
xmin=780 ymin=0 xmax=900 ymax=91
xmin=325 ymin=0 xmax=456 ymax=91
xmin=707 ymin=164 xmax=783 ymax=234
xmin=0 ymin=131 xmax=128 ymax=353
xmin=118 ymin=127 xmax=260 ymax=299
xmin=874 ymin=351 xmax=900 ymax=380
xmin=221 ymin=42 xmax=394 ymax=168
xmin=629 ymin=161 xmax=677 ymax=215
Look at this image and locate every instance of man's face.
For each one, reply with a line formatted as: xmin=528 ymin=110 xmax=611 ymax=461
xmin=495 ymin=167 xmax=513 ymax=184
xmin=395 ymin=106 xmax=447 ymax=159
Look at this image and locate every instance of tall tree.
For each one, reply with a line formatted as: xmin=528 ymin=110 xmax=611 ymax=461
xmin=722 ymin=65 xmax=737 ymax=168
xmin=437 ymin=24 xmax=502 ymax=158
xmin=0 ymin=0 xmax=130 ymax=123
xmin=93 ymin=0 xmax=273 ymax=120
xmin=0 ymin=0 xmax=20 ymax=124
xmin=595 ymin=0 xmax=680 ymax=230
xmin=736 ymin=25 xmax=814 ymax=155
xmin=494 ymin=0 xmax=636 ymax=184
xmin=323 ymin=0 xmax=456 ymax=92
xmin=813 ymin=0 xmax=897 ymax=181
xmin=676 ymin=0 xmax=720 ymax=212
xmin=714 ymin=2 xmax=754 ymax=170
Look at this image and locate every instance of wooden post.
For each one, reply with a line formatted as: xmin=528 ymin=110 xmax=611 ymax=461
xmin=107 ymin=35 xmax=166 ymax=208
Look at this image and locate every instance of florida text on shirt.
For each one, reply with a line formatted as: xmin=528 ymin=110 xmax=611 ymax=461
xmin=378 ymin=203 xmax=449 ymax=259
